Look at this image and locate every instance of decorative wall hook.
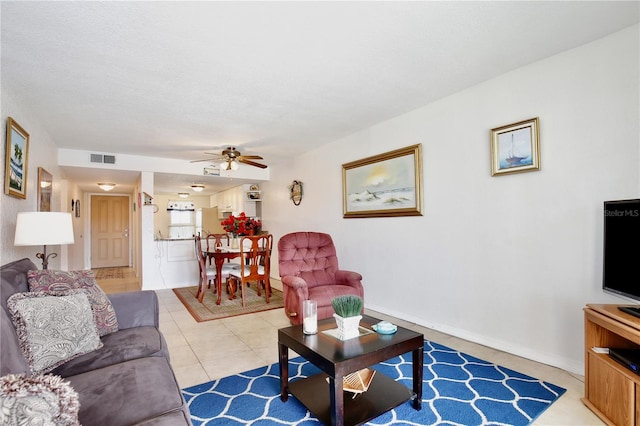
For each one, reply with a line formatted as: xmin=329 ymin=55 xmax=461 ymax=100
xmin=289 ymin=180 xmax=303 ymax=206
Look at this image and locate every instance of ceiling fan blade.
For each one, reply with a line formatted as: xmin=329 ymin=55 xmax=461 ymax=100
xmin=190 ymin=158 xmax=216 ymax=163
xmin=239 ymin=155 xmax=263 ymax=160
xmin=239 ymin=159 xmax=268 ymax=169
xmin=203 ymin=152 xmax=225 ymax=158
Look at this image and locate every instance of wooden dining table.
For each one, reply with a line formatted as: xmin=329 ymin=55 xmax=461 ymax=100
xmin=205 ymin=247 xmax=241 ymax=305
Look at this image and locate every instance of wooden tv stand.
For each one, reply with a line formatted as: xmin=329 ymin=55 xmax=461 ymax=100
xmin=583 ymin=304 xmax=640 ymax=425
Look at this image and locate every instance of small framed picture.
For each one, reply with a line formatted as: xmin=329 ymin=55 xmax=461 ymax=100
xmin=490 ymin=117 xmax=540 ymax=176
xmin=37 ymin=167 xmax=52 ymax=211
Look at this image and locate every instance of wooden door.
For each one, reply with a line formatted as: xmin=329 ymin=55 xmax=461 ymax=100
xmin=91 ymin=195 xmax=129 ymax=268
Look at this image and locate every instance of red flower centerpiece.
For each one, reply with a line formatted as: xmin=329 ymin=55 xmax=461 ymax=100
xmin=221 ymin=212 xmax=261 ymax=236
xmin=243 ymin=217 xmax=262 ymax=235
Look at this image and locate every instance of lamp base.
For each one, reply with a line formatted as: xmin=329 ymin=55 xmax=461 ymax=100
xmin=36 ymin=245 xmax=57 ymax=270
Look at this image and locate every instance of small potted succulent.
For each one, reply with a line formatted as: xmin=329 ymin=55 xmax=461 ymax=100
xmin=331 ymin=295 xmax=364 ymax=340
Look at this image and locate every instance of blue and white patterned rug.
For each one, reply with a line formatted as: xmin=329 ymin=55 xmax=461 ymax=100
xmin=183 ymin=340 xmax=566 ymax=425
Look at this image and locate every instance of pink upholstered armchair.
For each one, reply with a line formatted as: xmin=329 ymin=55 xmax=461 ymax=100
xmin=278 ymin=232 xmax=364 ymax=325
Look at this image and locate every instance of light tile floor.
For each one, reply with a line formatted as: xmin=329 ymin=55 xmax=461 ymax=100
xmin=97 ymin=268 xmax=602 ymax=425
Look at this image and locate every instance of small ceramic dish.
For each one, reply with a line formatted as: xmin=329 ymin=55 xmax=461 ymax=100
xmin=372 ymin=321 xmax=397 ymax=335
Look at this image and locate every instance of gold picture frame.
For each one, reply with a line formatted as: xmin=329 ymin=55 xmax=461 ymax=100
xmin=4 ymin=117 xmax=30 ymax=199
xmin=37 ymin=167 xmax=52 ymax=212
xmin=491 ymin=117 xmax=540 ymax=176
xmin=342 ymin=144 xmax=423 ymax=218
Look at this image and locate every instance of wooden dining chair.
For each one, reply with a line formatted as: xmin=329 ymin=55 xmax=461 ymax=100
xmin=194 ymin=236 xmax=216 ymax=302
xmin=206 ymin=234 xmax=245 ymax=269
xmin=195 ymin=235 xmax=236 ymax=302
xmin=205 ymin=233 xmax=229 ymax=251
xmin=228 ymin=234 xmax=273 ymax=307
xmin=205 ymin=233 xmax=232 ymax=266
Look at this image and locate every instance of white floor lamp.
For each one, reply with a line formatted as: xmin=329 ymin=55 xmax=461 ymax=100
xmin=14 ymin=212 xmax=75 ymax=270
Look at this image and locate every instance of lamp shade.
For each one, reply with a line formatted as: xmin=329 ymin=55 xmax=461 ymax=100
xmin=14 ymin=212 xmax=75 ymax=246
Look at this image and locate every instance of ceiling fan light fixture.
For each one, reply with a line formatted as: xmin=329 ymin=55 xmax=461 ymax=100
xmin=220 ymin=159 xmax=239 ymax=171
xmin=191 ymin=146 xmax=266 ymax=169
xmin=191 ymin=184 xmax=205 ymax=192
xmin=98 ymin=183 xmax=116 ymax=191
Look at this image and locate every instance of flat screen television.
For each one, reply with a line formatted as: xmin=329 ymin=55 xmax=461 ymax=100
xmin=602 ymin=199 xmax=640 ymax=317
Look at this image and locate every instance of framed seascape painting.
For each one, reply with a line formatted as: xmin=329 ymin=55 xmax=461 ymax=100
xmin=4 ymin=117 xmax=30 ymax=199
xmin=38 ymin=167 xmax=52 ymax=212
xmin=490 ymin=117 xmax=540 ymax=176
xmin=342 ymin=144 xmax=423 ymax=218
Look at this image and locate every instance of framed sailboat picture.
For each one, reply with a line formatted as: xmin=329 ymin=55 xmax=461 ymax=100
xmin=490 ymin=117 xmax=540 ymax=176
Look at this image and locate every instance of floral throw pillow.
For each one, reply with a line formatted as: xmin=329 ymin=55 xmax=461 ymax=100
xmin=0 ymin=373 xmax=80 ymax=426
xmin=8 ymin=290 xmax=103 ymax=375
xmin=28 ymin=269 xmax=118 ymax=336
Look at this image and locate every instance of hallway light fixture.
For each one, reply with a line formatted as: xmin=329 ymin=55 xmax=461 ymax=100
xmin=98 ymin=183 xmax=116 ymax=191
xmin=14 ymin=212 xmax=75 ymax=270
xmin=191 ymin=184 xmax=205 ymax=192
xmin=178 ymin=192 xmax=189 ymax=198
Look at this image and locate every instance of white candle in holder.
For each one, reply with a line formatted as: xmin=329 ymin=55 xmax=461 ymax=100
xmin=302 ymin=300 xmax=317 ymax=334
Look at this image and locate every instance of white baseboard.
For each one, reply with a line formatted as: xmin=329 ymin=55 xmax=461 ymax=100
xmin=366 ymin=302 xmax=584 ymax=376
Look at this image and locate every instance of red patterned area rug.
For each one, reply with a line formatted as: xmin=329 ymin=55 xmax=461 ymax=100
xmin=173 ymin=282 xmax=284 ymax=322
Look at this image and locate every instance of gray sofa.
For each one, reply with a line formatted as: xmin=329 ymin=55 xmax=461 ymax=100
xmin=1 ymin=258 xmax=192 ymax=425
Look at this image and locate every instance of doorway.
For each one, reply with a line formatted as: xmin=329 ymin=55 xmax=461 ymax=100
xmin=91 ymin=195 xmax=130 ymax=268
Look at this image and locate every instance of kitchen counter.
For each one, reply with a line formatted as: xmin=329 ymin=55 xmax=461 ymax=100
xmin=150 ymin=238 xmax=198 ymax=288
xmin=154 ymin=237 xmax=195 ymax=241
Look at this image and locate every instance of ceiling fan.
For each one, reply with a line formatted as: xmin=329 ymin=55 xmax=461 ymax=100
xmin=190 ymin=146 xmax=267 ymax=170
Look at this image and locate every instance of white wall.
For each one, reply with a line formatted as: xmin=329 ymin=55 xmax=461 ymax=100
xmin=263 ymin=25 xmax=640 ymax=374
xmin=2 ymin=21 xmax=637 ymax=375
xmin=0 ymin=86 xmax=72 ymax=269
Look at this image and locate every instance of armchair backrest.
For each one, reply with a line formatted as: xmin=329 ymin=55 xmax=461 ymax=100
xmin=277 ymin=232 xmax=339 ymax=288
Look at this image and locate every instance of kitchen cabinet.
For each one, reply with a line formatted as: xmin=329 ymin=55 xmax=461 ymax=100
xmin=215 ymin=184 xmax=260 ymax=218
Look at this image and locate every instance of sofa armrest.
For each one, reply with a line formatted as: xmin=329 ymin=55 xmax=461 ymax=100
xmin=335 ymin=270 xmax=363 ymax=287
xmin=107 ymin=291 xmax=159 ymax=330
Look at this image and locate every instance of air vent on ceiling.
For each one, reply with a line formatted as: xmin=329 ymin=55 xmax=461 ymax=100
xmin=90 ymin=153 xmax=116 ymax=164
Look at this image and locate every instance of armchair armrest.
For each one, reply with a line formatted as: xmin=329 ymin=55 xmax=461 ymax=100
xmin=335 ymin=270 xmax=363 ymax=287
xmin=281 ymin=275 xmax=309 ymax=299
xmin=281 ymin=275 xmax=307 ymax=289
xmin=107 ymin=290 xmax=159 ymax=329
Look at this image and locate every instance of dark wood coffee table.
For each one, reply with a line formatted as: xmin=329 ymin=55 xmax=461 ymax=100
xmin=278 ymin=314 xmax=423 ymax=426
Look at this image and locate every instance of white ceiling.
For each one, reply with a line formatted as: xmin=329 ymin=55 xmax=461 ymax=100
xmin=2 ymin=1 xmax=638 ymax=194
